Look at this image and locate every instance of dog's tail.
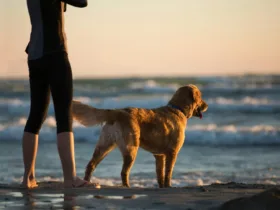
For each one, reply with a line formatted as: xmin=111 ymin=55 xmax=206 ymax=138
xmin=71 ymin=100 xmax=121 ymax=127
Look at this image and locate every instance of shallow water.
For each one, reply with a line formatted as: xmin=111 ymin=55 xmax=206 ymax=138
xmin=0 ymin=75 xmax=280 ymax=187
xmin=0 ymin=142 xmax=280 ymax=187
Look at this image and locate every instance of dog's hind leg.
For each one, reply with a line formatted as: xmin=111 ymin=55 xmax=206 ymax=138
xmin=114 ymin=120 xmax=140 ymax=188
xmin=119 ymin=145 xmax=138 ymax=188
xmin=84 ymin=125 xmax=116 ymax=181
xmin=154 ymin=154 xmax=166 ymax=188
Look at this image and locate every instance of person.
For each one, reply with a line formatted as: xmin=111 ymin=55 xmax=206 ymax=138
xmin=21 ymin=0 xmax=100 ymax=189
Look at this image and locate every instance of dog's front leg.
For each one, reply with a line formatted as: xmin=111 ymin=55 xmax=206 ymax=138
xmin=164 ymin=152 xmax=178 ymax=188
xmin=154 ymin=154 xmax=166 ymax=188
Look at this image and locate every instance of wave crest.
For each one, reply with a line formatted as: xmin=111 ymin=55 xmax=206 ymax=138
xmin=1 ymin=119 xmax=279 ymax=146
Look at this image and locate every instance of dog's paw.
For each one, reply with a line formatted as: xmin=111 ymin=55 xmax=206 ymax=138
xmin=163 ymin=184 xmax=172 ymax=188
xmin=122 ymin=184 xmax=130 ymax=188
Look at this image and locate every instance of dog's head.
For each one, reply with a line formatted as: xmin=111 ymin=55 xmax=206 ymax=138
xmin=168 ymin=84 xmax=208 ymax=119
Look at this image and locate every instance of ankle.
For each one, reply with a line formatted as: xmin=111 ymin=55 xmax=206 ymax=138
xmin=23 ymin=172 xmax=35 ymax=180
xmin=64 ymin=175 xmax=76 ymax=185
xmin=29 ymin=173 xmax=35 ymax=180
xmin=64 ymin=177 xmax=76 ymax=188
xmin=64 ymin=176 xmax=87 ymax=188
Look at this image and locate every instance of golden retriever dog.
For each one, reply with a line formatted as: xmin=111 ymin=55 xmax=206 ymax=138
xmin=71 ymin=84 xmax=208 ymax=188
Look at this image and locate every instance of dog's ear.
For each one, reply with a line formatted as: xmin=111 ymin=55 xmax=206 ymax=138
xmin=168 ymin=85 xmax=199 ymax=108
xmin=187 ymin=84 xmax=201 ymax=104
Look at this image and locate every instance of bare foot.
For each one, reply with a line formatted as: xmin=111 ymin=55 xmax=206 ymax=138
xmin=64 ymin=176 xmax=101 ymax=189
xmin=20 ymin=179 xmax=38 ymax=189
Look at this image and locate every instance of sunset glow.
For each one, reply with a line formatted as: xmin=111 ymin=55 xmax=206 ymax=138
xmin=1 ymin=0 xmax=279 ymax=78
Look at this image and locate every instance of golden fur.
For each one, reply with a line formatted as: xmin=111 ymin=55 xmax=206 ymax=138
xmin=72 ymin=84 xmax=208 ymax=188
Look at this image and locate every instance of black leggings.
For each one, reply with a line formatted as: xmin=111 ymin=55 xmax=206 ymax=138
xmin=24 ymin=52 xmax=73 ymax=134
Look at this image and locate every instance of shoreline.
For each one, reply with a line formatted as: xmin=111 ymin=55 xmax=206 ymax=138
xmin=1 ymin=182 xmax=279 ymax=210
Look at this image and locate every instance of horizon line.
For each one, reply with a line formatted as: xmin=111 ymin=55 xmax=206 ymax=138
xmin=0 ymin=72 xmax=280 ymax=80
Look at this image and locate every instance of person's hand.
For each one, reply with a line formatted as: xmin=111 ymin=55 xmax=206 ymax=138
xmin=61 ymin=0 xmax=88 ymax=8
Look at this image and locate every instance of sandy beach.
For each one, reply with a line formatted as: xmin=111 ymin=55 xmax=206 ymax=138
xmin=0 ymin=182 xmax=279 ymax=210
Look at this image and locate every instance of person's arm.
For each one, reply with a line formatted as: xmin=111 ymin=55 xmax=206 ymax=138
xmin=60 ymin=0 xmax=88 ymax=8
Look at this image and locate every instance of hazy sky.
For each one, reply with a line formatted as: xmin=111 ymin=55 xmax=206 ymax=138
xmin=1 ymin=0 xmax=279 ymax=78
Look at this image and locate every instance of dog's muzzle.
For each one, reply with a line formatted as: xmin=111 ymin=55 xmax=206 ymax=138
xmin=193 ymin=107 xmax=203 ymax=119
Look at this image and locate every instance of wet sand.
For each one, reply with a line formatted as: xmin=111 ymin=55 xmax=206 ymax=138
xmin=0 ymin=182 xmax=279 ymax=210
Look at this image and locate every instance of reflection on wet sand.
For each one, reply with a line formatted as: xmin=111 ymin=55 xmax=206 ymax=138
xmin=1 ymin=190 xmax=147 ymax=210
xmin=63 ymin=192 xmax=82 ymax=210
xmin=94 ymin=195 xmax=147 ymax=200
xmin=21 ymin=191 xmax=65 ymax=209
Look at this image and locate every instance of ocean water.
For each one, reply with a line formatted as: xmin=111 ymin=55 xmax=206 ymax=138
xmin=0 ymin=75 xmax=280 ymax=187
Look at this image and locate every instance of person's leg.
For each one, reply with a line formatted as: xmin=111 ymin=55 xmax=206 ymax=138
xmin=22 ymin=58 xmax=51 ymax=189
xmin=47 ymin=52 xmax=99 ymax=188
xmin=21 ymin=133 xmax=38 ymax=188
